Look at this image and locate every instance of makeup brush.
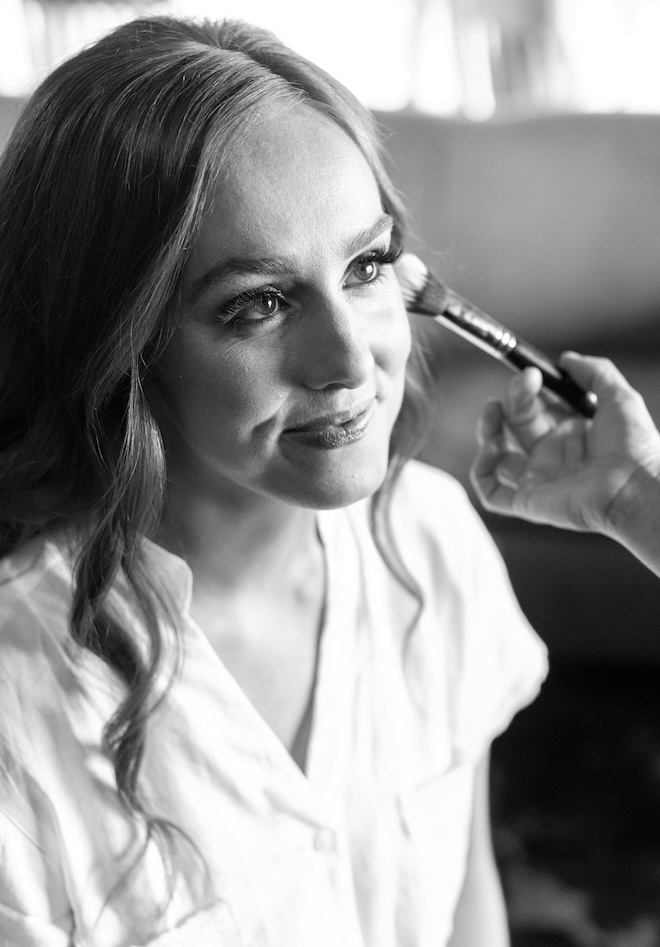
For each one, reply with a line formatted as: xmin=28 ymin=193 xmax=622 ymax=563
xmin=395 ymin=253 xmax=597 ymax=418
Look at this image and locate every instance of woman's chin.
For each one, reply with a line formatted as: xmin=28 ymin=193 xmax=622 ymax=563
xmin=269 ymin=455 xmax=390 ymax=511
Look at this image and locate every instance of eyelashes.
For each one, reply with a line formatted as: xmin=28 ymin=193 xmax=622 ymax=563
xmin=351 ymin=243 xmax=403 ymax=278
xmin=216 ymin=240 xmax=404 ymax=331
xmin=218 ymin=286 xmax=287 ymax=325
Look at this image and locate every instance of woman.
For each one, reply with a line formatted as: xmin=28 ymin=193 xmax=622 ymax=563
xmin=0 ymin=16 xmax=546 ymax=946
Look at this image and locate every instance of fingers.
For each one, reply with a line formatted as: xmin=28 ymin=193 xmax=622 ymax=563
xmin=558 ymin=352 xmax=636 ymax=400
xmin=504 ymin=368 xmax=541 ymax=423
xmin=502 ymin=368 xmax=560 ymax=451
xmin=490 ymin=452 xmax=530 ymax=489
xmin=472 ymin=372 xmax=565 ymax=512
xmin=471 ymin=475 xmax=520 ymax=513
xmin=476 ymin=399 xmax=504 ymax=445
xmin=559 ymin=352 xmax=659 ymax=440
xmin=470 ymin=446 xmax=524 ymax=514
xmin=471 ymin=403 xmax=527 ymax=509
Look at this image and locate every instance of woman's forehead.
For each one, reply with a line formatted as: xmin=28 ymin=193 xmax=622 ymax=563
xmin=186 ymin=106 xmax=384 ymax=279
xmin=218 ymin=103 xmax=372 ymax=197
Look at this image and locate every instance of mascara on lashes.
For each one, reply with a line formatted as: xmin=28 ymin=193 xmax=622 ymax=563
xmin=216 ymin=244 xmax=402 ymax=327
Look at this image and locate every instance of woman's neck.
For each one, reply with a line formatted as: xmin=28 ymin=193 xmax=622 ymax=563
xmin=154 ymin=480 xmax=322 ymax=593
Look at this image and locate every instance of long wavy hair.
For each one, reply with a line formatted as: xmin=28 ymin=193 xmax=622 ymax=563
xmin=0 ymin=15 xmax=433 ymax=858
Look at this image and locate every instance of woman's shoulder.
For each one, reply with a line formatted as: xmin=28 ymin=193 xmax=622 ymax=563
xmin=0 ymin=538 xmax=77 ymax=776
xmin=395 ymin=459 xmax=472 ymax=509
xmin=0 ymin=536 xmax=77 ymax=719
xmin=0 ymin=536 xmax=120 ymax=795
xmin=392 ymin=468 xmax=548 ymax=762
xmin=0 ymin=534 xmax=74 ymax=635
xmin=335 ymin=461 xmax=485 ymax=573
xmin=387 ymin=460 xmax=524 ymax=612
xmin=392 ymin=460 xmax=487 ymax=552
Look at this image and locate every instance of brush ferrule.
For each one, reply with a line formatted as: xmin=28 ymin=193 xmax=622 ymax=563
xmin=443 ymin=294 xmax=517 ymax=356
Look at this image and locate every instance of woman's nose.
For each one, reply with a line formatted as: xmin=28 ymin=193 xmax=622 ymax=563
xmin=299 ymin=295 xmax=376 ymax=391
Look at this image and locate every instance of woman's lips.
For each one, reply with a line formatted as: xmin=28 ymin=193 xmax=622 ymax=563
xmin=282 ymin=402 xmax=375 ymax=448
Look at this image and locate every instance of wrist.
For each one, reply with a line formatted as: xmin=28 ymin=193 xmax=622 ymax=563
xmin=606 ymin=460 xmax=660 ymax=573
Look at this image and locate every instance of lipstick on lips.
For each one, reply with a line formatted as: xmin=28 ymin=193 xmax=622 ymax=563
xmin=283 ymin=401 xmax=375 ymax=448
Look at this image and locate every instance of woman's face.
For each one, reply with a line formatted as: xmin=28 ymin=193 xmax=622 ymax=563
xmin=156 ymin=103 xmax=411 ymax=511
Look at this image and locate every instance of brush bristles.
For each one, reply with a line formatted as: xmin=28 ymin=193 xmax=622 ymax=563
xmin=394 ymin=253 xmax=449 ymax=315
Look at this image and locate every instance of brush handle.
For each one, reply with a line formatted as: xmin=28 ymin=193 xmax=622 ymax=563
xmin=431 ymin=292 xmax=598 ymax=419
xmin=506 ymin=338 xmax=598 ymax=418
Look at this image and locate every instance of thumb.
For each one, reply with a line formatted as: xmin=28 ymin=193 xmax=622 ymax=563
xmin=559 ymin=352 xmax=635 ymax=402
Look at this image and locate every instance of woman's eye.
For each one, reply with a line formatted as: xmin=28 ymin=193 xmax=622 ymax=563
xmin=242 ymin=293 xmax=282 ymax=320
xmin=221 ymin=289 xmax=286 ymax=324
xmin=346 ymin=258 xmax=380 ymax=285
xmin=344 ymin=245 xmax=401 ymax=288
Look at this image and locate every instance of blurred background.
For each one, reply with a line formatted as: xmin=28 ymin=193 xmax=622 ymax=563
xmin=2 ymin=1 xmax=660 ymax=944
xmin=4 ymin=0 xmax=660 ymax=114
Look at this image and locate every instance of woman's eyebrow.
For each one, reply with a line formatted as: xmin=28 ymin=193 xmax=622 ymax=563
xmin=342 ymin=213 xmax=394 ymax=258
xmin=188 ymin=213 xmax=395 ymax=302
xmin=187 ymin=256 xmax=292 ymax=302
